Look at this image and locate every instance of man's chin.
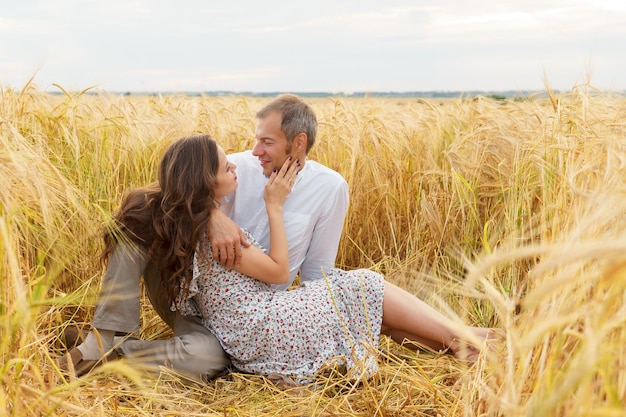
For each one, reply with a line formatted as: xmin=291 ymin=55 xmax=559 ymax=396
xmin=259 ymin=162 xmax=273 ymax=177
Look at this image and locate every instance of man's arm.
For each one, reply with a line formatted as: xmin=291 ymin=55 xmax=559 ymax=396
xmin=299 ymin=180 xmax=349 ymax=281
xmin=208 ymin=208 xmax=250 ymax=268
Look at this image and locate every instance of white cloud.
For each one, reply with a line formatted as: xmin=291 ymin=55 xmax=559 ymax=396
xmin=107 ymin=66 xmax=286 ymax=91
xmin=416 ymin=2 xmax=625 ymax=44
xmin=1 ymin=0 xmax=624 ymax=92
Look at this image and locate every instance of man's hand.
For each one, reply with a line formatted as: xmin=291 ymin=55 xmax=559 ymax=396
xmin=208 ymin=210 xmax=250 ymax=268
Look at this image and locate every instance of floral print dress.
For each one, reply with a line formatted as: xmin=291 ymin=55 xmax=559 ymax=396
xmin=174 ymin=229 xmax=384 ymax=384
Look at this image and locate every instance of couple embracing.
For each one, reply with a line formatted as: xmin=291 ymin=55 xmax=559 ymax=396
xmin=58 ymin=94 xmax=497 ymax=385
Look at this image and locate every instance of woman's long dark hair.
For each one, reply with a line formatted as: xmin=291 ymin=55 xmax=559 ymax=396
xmin=101 ymin=134 xmax=220 ymax=303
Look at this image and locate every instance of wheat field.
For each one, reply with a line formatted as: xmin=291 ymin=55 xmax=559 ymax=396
xmin=1 ymin=81 xmax=625 ymax=416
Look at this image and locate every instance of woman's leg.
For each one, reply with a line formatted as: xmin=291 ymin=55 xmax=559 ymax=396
xmin=380 ymin=282 xmax=494 ymax=360
xmin=383 ymin=329 xmax=445 ymax=352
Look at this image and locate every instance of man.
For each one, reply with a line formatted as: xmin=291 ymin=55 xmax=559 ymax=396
xmin=59 ymin=94 xmax=349 ymax=382
xmin=220 ymin=94 xmax=348 ymax=289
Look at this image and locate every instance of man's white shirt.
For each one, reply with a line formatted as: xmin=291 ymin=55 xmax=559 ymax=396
xmin=222 ymin=150 xmax=349 ymax=290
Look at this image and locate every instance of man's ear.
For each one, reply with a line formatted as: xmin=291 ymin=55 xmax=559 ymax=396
xmin=295 ymin=133 xmax=307 ymax=151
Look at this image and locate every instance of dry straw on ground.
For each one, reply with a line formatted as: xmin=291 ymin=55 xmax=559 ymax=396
xmin=1 ymin=82 xmax=625 ymax=416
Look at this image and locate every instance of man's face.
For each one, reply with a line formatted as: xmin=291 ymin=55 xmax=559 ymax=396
xmin=252 ymin=111 xmax=293 ymax=177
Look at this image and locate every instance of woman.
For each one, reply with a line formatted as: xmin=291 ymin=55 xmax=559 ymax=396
xmin=104 ymin=134 xmax=498 ymax=384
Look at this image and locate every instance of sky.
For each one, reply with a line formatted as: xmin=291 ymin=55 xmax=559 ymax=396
xmin=1 ymin=0 xmax=625 ymax=94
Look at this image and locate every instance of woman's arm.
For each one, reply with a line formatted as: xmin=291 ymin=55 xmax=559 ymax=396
xmin=233 ymin=159 xmax=299 ymax=285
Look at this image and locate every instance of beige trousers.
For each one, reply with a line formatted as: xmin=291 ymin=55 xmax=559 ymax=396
xmin=92 ymin=243 xmax=230 ymax=382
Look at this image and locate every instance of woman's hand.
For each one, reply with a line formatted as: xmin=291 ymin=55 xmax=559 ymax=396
xmin=264 ymin=157 xmax=299 ymax=208
xmin=234 ymin=157 xmax=299 ymax=285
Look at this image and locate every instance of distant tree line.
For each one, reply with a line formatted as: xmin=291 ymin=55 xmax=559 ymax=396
xmin=59 ymin=89 xmax=623 ymax=100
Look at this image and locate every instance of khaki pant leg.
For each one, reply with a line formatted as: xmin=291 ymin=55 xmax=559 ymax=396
xmin=92 ymin=243 xmax=146 ymax=334
xmin=118 ymin=315 xmax=230 ymax=382
xmin=117 ymin=253 xmax=230 ymax=381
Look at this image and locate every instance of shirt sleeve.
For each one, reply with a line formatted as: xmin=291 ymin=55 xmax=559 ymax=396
xmin=298 ymin=178 xmax=349 ymax=281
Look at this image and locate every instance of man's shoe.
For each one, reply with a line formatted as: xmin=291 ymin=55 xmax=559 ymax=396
xmin=59 ymin=325 xmax=87 ymax=350
xmin=57 ymin=347 xmax=119 ymax=377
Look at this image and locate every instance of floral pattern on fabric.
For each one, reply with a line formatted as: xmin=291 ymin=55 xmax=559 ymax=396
xmin=174 ymin=229 xmax=384 ymax=384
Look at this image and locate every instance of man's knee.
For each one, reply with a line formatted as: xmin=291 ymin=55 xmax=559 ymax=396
xmin=176 ymin=330 xmax=221 ymax=355
xmin=173 ymin=331 xmax=230 ymax=377
xmin=119 ymin=332 xmax=230 ymax=380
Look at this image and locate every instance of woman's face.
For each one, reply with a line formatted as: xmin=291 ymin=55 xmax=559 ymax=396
xmin=214 ymin=146 xmax=238 ymax=200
